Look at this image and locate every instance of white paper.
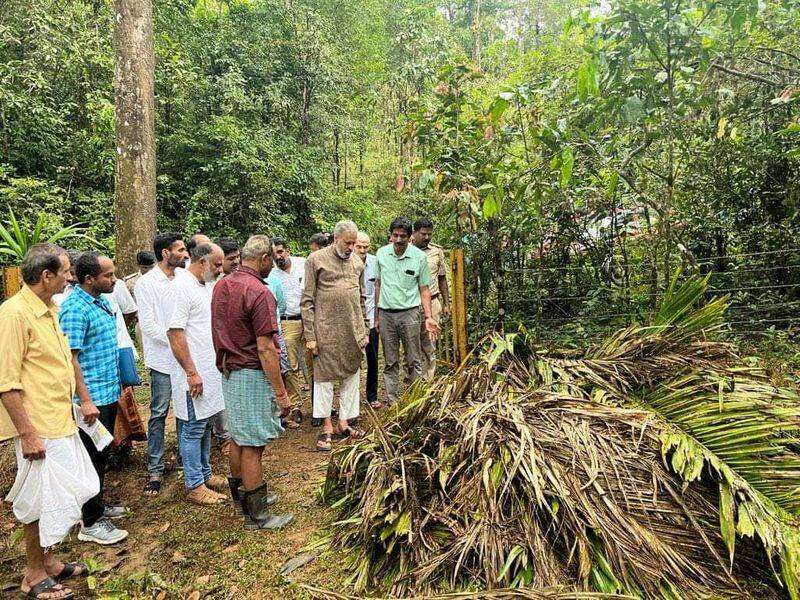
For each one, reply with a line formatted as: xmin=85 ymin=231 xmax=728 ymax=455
xmin=73 ymin=404 xmax=114 ymax=451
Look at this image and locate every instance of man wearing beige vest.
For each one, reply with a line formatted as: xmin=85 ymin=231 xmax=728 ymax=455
xmin=412 ymin=218 xmax=450 ymax=380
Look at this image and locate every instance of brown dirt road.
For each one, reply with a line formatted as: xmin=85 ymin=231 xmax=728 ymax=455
xmin=0 ymin=387 xmax=355 ymax=599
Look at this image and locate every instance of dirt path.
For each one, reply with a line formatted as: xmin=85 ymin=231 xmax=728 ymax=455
xmin=0 ymin=387 xmax=355 ymax=599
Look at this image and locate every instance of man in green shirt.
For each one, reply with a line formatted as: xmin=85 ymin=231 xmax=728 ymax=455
xmin=375 ymin=216 xmax=439 ymax=404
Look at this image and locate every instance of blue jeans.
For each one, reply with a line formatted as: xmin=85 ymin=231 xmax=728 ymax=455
xmin=147 ymin=369 xmax=174 ymax=476
xmin=178 ymin=394 xmax=212 ymax=490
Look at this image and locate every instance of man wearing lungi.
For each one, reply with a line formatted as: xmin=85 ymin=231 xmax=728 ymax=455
xmin=1 ymin=244 xmax=100 ymax=600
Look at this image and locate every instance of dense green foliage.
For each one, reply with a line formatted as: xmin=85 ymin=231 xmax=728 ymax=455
xmin=2 ymin=0 xmax=799 ymax=337
xmin=0 ymin=0 xmax=417 ymax=252
xmin=393 ymin=0 xmax=800 ymax=339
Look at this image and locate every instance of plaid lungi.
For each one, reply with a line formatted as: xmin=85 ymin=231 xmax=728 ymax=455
xmin=221 ymin=368 xmax=284 ymax=447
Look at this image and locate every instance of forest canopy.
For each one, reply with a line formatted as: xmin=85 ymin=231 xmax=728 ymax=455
xmin=1 ymin=0 xmax=799 ymax=337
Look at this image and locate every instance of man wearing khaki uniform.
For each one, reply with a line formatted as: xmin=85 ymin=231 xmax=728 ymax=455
xmin=413 ymin=218 xmax=450 ymax=380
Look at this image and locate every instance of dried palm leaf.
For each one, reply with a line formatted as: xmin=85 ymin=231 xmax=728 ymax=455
xmin=320 ymin=275 xmax=799 ymax=599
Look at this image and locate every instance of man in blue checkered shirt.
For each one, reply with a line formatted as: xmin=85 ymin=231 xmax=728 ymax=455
xmin=59 ymin=252 xmax=129 ymax=545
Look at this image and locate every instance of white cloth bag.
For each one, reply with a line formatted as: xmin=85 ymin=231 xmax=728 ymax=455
xmin=5 ymin=432 xmax=99 ymax=547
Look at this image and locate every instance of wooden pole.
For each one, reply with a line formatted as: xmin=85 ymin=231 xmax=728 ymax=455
xmin=450 ymin=249 xmax=469 ymax=364
xmin=3 ymin=266 xmax=22 ymax=299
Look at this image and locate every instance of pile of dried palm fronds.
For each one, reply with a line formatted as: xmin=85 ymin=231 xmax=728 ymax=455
xmin=320 ymin=275 xmax=800 ymax=598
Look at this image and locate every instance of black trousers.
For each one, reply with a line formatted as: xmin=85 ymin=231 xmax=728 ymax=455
xmin=365 ymin=327 xmax=379 ymax=403
xmin=79 ymin=401 xmax=118 ymax=527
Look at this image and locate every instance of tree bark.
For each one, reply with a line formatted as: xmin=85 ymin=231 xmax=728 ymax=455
xmin=113 ymin=0 xmax=156 ymax=276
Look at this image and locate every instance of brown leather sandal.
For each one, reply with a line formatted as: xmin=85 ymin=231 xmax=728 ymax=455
xmin=205 ymin=474 xmax=228 ymax=492
xmin=187 ymin=485 xmax=226 ymax=505
xmin=316 ymin=432 xmax=332 ymax=452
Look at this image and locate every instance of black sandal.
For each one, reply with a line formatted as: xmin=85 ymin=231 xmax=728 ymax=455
xmin=54 ymin=562 xmax=88 ymax=581
xmin=142 ymin=479 xmax=161 ymax=497
xmin=22 ymin=576 xmax=74 ymax=600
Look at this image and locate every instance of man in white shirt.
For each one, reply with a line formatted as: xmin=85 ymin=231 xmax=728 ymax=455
xmin=268 ymin=238 xmax=307 ymax=426
xmin=355 ymin=231 xmax=380 ymax=409
xmin=134 ymin=232 xmax=188 ymax=497
xmin=167 ymin=243 xmax=228 ymax=506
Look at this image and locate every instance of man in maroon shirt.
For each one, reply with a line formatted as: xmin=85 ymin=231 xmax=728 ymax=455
xmin=211 ymin=234 xmax=294 ymax=530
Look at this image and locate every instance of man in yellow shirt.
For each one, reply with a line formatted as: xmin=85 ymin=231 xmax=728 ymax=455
xmin=0 ymin=244 xmax=100 ymax=600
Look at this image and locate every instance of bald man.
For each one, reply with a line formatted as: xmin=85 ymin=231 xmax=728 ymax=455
xmin=168 ymin=243 xmax=229 ymax=506
xmin=354 ymin=232 xmax=380 ymax=409
xmin=184 ymin=234 xmax=211 ymax=269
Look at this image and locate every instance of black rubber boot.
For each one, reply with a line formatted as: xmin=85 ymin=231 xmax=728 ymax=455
xmin=230 ymin=477 xmax=278 ymax=517
xmin=228 ymin=477 xmax=244 ymax=516
xmin=241 ymin=483 xmax=294 ymax=531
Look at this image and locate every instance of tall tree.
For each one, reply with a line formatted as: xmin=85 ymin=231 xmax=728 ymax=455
xmin=113 ymin=0 xmax=156 ymax=275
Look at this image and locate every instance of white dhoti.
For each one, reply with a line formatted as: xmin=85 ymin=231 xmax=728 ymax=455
xmin=313 ymin=369 xmax=360 ymax=422
xmin=5 ymin=431 xmax=99 ymax=547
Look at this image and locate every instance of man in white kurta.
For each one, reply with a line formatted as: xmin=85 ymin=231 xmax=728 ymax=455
xmin=167 ymin=243 xmax=227 ymax=505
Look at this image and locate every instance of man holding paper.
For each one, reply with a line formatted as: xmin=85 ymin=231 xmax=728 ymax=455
xmin=1 ymin=244 xmax=100 ymax=600
xmin=59 ymin=252 xmax=129 ymax=545
xmin=167 ymin=243 xmax=228 ymax=506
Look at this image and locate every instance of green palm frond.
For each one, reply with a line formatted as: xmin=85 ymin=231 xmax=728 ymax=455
xmin=0 ymin=220 xmax=24 ymax=257
xmin=0 ymin=210 xmax=99 ymax=261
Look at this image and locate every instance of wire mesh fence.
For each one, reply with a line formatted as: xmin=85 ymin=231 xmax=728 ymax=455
xmin=475 ymin=247 xmax=800 ymax=344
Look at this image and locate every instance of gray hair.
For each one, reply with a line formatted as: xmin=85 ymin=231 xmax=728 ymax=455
xmin=190 ymin=242 xmax=214 ymax=262
xmin=21 ymin=243 xmax=66 ymax=285
xmin=333 ymin=220 xmax=358 ymax=238
xmin=241 ymin=234 xmax=273 ymax=260
xmin=357 ymin=230 xmax=370 ymax=242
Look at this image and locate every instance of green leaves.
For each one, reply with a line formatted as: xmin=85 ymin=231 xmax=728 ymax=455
xmin=575 ymin=59 xmax=599 ymax=101
xmin=559 ymin=148 xmax=574 ymax=189
xmin=621 ymin=95 xmax=646 ymax=124
xmin=719 ymin=483 xmax=736 ymax=563
xmin=0 ymin=210 xmax=98 ymax=263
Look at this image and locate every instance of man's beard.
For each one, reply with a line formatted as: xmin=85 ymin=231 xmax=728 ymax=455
xmin=275 ymin=257 xmax=287 ymax=269
xmin=335 ymin=246 xmax=352 ymax=259
xmin=202 ymin=268 xmax=217 ymax=283
xmin=168 ymin=255 xmax=186 ymax=268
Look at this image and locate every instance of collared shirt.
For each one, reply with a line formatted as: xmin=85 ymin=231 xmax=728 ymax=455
xmin=422 ymin=243 xmax=447 ymax=297
xmin=134 ymin=265 xmax=179 ymax=374
xmin=374 ymin=243 xmax=432 ymax=310
xmin=0 ymin=286 xmax=76 ymax=441
xmin=268 ymin=256 xmax=305 ymax=316
xmin=169 ymin=270 xmax=224 ymax=421
xmin=59 ymin=286 xmax=121 ymax=407
xmin=51 ymin=282 xmax=75 ymax=306
xmin=211 ymin=265 xmax=280 ymax=372
xmin=363 ymin=253 xmax=377 ymax=328
xmin=55 ymin=280 xmax=138 ymax=356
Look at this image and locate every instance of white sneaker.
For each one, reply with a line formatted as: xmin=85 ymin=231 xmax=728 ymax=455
xmin=103 ymin=505 xmax=129 ymax=519
xmin=78 ymin=518 xmax=129 ymax=545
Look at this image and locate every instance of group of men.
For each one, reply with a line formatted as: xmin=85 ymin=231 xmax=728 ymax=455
xmin=0 ymin=216 xmax=448 ymax=599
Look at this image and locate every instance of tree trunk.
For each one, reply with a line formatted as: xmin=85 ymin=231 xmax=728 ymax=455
xmin=113 ymin=0 xmax=156 ymax=276
xmin=333 ymin=128 xmax=340 ymax=188
xmin=471 ymin=0 xmax=482 ymax=70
